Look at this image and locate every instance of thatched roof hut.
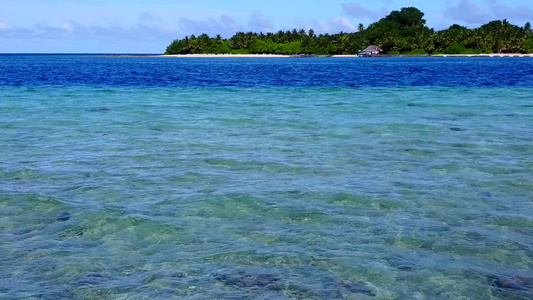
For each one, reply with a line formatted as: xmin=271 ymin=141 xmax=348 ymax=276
xmin=358 ymin=45 xmax=383 ymax=57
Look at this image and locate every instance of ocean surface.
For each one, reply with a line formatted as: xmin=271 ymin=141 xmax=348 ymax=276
xmin=1 ymin=55 xmax=532 ymax=299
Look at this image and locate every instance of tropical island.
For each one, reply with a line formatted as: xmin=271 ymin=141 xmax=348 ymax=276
xmin=165 ymin=7 xmax=533 ymax=56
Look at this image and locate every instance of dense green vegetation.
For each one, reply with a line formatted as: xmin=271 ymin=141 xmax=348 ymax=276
xmin=165 ymin=7 xmax=533 ymax=55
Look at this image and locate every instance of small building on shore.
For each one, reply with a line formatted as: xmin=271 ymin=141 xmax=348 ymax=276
xmin=358 ymin=45 xmax=383 ymax=57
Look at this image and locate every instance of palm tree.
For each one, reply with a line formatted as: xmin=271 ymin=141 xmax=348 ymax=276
xmin=525 ymin=22 xmax=532 ymax=38
xmin=231 ymin=32 xmax=246 ymax=49
xmin=337 ymin=34 xmax=350 ymax=54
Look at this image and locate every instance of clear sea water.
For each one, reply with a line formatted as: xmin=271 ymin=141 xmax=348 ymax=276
xmin=1 ymin=55 xmax=532 ymax=299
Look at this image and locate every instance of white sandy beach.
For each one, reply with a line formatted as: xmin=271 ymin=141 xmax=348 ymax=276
xmin=158 ymin=54 xmax=291 ymax=58
xmin=155 ymin=53 xmax=533 ymax=58
xmin=432 ymin=53 xmax=533 ymax=57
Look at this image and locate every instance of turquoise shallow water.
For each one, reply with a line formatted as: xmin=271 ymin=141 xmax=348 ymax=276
xmin=1 ymin=84 xmax=532 ymax=299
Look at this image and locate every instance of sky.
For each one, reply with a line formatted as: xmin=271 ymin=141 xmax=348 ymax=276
xmin=1 ymin=0 xmax=532 ymax=53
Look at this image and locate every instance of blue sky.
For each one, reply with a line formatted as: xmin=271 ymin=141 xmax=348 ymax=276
xmin=1 ymin=0 xmax=532 ymax=53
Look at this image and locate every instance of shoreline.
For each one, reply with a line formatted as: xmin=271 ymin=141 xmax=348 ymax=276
xmin=157 ymin=54 xmax=291 ymax=58
xmin=110 ymin=53 xmax=533 ymax=58
xmin=431 ymin=53 xmax=533 ymax=58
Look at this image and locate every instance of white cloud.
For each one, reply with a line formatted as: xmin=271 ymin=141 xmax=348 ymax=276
xmin=329 ymin=17 xmax=355 ymax=32
xmin=489 ymin=3 xmax=533 ymax=21
xmin=444 ymin=0 xmax=533 ymax=25
xmin=444 ymin=0 xmax=492 ymax=24
xmin=0 ymin=21 xmax=177 ymax=41
xmin=0 ymin=23 xmax=8 ymax=30
xmin=315 ymin=21 xmax=329 ymax=32
xmin=62 ymin=22 xmax=73 ymax=33
xmin=294 ymin=18 xmax=361 ymax=34
xmin=139 ymin=12 xmax=161 ymax=24
xmin=248 ymin=11 xmax=273 ymax=32
xmin=293 ymin=20 xmax=311 ymax=31
xmin=177 ymin=11 xmax=274 ymax=36
xmin=342 ymin=3 xmax=389 ymax=20
xmin=179 ymin=14 xmax=243 ymax=37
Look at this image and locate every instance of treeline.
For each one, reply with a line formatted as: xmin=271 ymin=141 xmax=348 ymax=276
xmin=165 ymin=7 xmax=533 ymax=55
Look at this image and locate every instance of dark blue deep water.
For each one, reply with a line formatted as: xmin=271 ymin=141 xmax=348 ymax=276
xmin=2 ymin=55 xmax=533 ymax=87
xmin=1 ymin=55 xmax=532 ymax=299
